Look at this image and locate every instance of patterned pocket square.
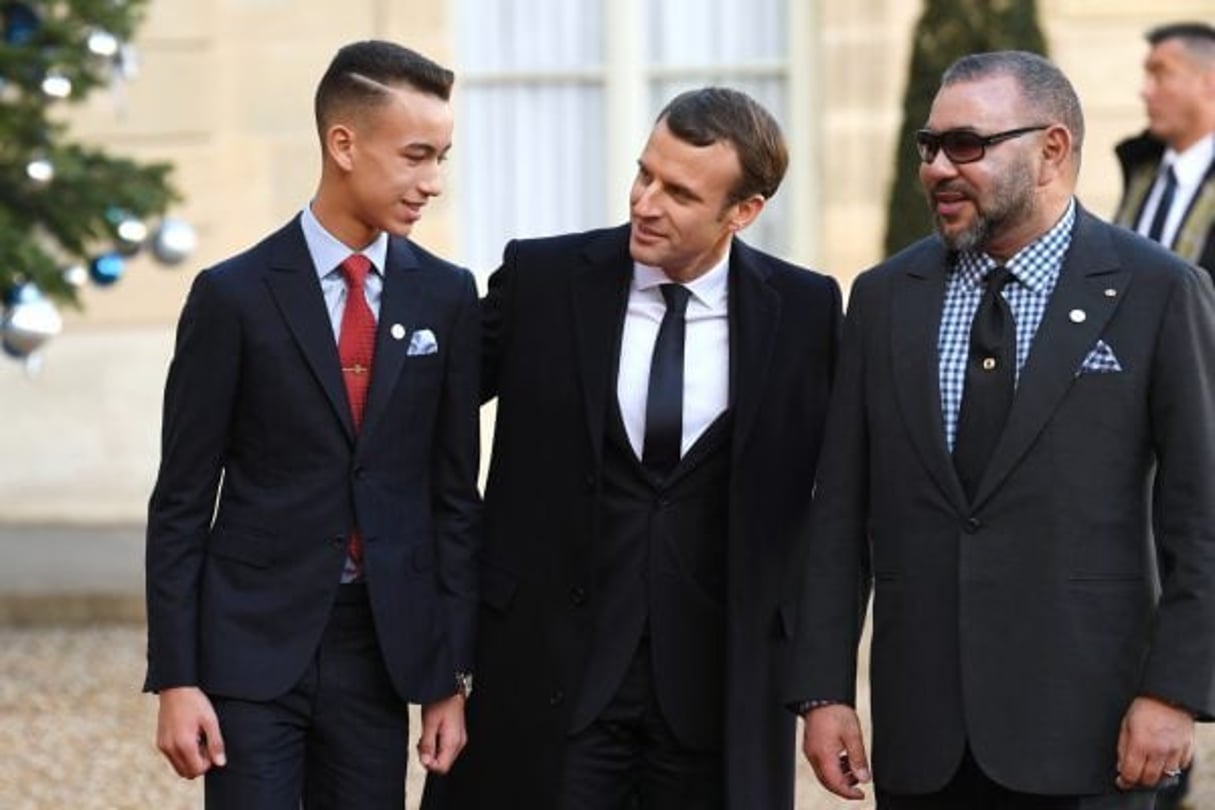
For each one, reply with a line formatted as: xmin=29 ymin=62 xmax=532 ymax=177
xmin=407 ymin=328 xmax=438 ymax=356
xmin=1076 ymin=339 xmax=1122 ymax=376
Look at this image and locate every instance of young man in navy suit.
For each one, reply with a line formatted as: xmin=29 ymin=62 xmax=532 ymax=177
xmin=144 ymin=41 xmax=481 ymax=809
xmin=791 ymin=50 xmax=1215 ymax=809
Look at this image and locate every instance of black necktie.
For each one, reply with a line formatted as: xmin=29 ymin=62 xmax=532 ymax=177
xmin=954 ymin=266 xmax=1016 ymax=501
xmin=643 ymin=283 xmax=692 ymax=476
xmin=1146 ymin=165 xmax=1178 ymax=245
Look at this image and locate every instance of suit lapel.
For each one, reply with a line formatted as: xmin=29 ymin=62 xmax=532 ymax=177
xmin=571 ymin=227 xmax=633 ymax=468
xmin=891 ymin=241 xmax=968 ymax=511
xmin=263 ymin=218 xmax=356 ymax=440
xmin=972 ymin=209 xmax=1128 ymax=507
xmin=360 ymin=238 xmax=424 ymax=439
xmin=729 ymin=239 xmax=780 ymax=464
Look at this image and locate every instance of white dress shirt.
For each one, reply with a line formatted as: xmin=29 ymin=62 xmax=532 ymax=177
xmin=616 ymin=251 xmax=731 ymax=462
xmin=1136 ymin=133 xmax=1215 ymax=249
xmin=300 ymin=202 xmax=389 ymax=336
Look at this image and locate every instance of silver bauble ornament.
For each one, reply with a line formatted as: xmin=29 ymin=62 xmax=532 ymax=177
xmin=40 ymin=72 xmax=71 ymax=99
xmin=86 ymin=29 xmax=119 ymax=58
xmin=25 ymin=156 xmax=53 ymax=185
xmin=62 ymin=264 xmax=88 ymax=288
xmin=114 ymin=215 xmax=148 ymax=255
xmin=2 ymin=284 xmax=62 ymax=358
xmin=151 ymin=218 xmax=197 ymax=266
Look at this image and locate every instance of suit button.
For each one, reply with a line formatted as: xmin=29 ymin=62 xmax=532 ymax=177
xmin=330 ymin=535 xmax=345 ymax=549
xmin=549 ymin=689 xmax=565 ymax=706
xmin=965 ymin=517 xmax=981 ymax=533
xmin=569 ymin=586 xmax=586 ymax=606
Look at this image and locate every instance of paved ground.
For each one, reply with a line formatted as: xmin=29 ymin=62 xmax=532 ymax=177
xmin=0 ymin=523 xmax=1210 ymax=808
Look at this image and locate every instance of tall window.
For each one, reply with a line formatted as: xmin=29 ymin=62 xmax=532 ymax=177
xmin=454 ymin=0 xmax=796 ymax=277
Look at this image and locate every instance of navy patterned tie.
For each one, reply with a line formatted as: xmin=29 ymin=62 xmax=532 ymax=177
xmin=954 ymin=266 xmax=1015 ymax=501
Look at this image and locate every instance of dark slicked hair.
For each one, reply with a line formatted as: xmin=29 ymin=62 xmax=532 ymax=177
xmin=1147 ymin=22 xmax=1215 ymax=66
xmin=314 ymin=40 xmax=454 ymax=139
xmin=657 ymin=87 xmax=788 ymax=205
xmin=941 ymin=50 xmax=1085 ymax=157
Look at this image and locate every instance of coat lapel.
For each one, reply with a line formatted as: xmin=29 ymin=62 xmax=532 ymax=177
xmin=360 ymin=238 xmax=424 ymax=439
xmin=729 ymin=239 xmax=780 ymax=464
xmin=890 ymin=240 xmax=968 ymax=511
xmin=263 ymin=218 xmax=356 ymax=441
xmin=571 ymin=226 xmax=633 ymax=468
xmin=972 ymin=209 xmax=1128 ymax=507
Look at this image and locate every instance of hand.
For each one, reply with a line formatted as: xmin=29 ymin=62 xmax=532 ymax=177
xmin=1115 ymin=695 xmax=1194 ymax=791
xmin=155 ymin=686 xmax=226 ymax=779
xmin=418 ymin=692 xmax=468 ymax=774
xmin=801 ymin=703 xmax=871 ymax=800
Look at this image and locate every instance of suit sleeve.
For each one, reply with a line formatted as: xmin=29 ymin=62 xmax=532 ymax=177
xmin=144 ymin=269 xmax=241 ymax=692
xmin=785 ymin=272 xmax=874 ymax=706
xmin=480 ymin=240 xmax=520 ymax=403
xmin=1141 ymin=264 xmax=1215 ymax=720
xmin=433 ymin=267 xmax=484 ymax=674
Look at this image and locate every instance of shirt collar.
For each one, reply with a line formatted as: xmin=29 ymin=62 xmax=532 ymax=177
xmin=632 ymin=244 xmax=731 ymax=311
xmin=955 ymin=198 xmax=1076 ymax=295
xmin=300 ymin=202 xmax=389 ymax=280
xmin=1162 ymin=133 xmax=1215 ymax=190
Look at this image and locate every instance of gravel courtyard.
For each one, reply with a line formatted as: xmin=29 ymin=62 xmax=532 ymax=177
xmin=1 ymin=623 xmax=1210 ymax=809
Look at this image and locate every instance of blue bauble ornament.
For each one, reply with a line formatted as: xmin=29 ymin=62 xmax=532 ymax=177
xmin=2 ymin=2 xmax=41 ymax=46
xmin=89 ymin=252 xmax=126 ymax=286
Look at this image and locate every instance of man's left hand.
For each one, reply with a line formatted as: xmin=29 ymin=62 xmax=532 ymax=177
xmin=1115 ymin=695 xmax=1194 ymax=790
xmin=417 ymin=692 xmax=468 ymax=774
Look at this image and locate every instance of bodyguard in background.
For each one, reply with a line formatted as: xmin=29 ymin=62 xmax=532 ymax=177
xmin=1114 ymin=22 xmax=1215 ymax=810
xmin=1114 ymin=22 xmax=1215 ymax=277
xmin=426 ymin=87 xmax=840 ymax=810
xmin=790 ymin=51 xmax=1215 ymax=809
xmin=144 ymin=41 xmax=481 ymax=809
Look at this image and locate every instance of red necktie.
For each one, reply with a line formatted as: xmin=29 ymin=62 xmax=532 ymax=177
xmin=338 ymin=254 xmax=376 ymax=570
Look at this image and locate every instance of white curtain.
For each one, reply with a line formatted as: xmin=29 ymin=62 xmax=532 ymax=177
xmin=453 ymin=0 xmax=789 ymax=275
xmin=648 ymin=0 xmax=789 ymax=255
xmin=454 ymin=0 xmax=606 ymax=277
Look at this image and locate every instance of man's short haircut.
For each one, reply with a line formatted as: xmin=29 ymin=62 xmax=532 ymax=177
xmin=1147 ymin=22 xmax=1215 ymax=67
xmin=314 ymin=40 xmax=454 ymax=138
xmin=941 ymin=50 xmax=1085 ymax=156
xmin=656 ymin=87 xmax=788 ymax=205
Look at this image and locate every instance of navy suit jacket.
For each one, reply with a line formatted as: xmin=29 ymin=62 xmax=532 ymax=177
xmin=144 ymin=216 xmax=481 ymax=704
xmin=789 ymin=207 xmax=1215 ymax=795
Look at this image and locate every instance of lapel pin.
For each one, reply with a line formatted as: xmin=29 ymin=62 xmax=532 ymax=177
xmin=1069 ymin=309 xmax=1087 ymax=324
xmin=1104 ymin=288 xmax=1117 ymax=298
xmin=390 ymin=323 xmax=406 ymax=340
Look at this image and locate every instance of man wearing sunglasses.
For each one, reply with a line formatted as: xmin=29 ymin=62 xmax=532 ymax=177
xmin=789 ymin=50 xmax=1215 ymax=809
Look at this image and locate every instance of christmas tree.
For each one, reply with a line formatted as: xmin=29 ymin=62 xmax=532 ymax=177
xmin=1 ymin=0 xmax=190 ymax=361
xmin=884 ymin=0 xmax=1048 ymax=254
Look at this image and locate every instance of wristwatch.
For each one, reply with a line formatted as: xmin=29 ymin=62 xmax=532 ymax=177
xmin=455 ymin=671 xmax=474 ymax=700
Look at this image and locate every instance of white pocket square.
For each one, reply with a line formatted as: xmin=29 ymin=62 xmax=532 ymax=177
xmin=1076 ymin=339 xmax=1121 ymax=376
xmin=407 ymin=328 xmax=438 ymax=356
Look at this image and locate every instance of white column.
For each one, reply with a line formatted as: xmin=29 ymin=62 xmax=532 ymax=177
xmin=603 ymin=0 xmax=647 ymax=223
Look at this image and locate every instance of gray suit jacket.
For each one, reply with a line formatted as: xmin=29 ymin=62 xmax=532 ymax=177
xmin=789 ymin=206 xmax=1215 ymax=795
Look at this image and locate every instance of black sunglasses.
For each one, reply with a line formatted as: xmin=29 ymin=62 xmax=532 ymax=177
xmin=915 ymin=125 xmax=1049 ymax=165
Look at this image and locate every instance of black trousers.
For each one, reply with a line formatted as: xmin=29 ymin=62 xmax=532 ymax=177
xmin=557 ymin=639 xmax=722 ymax=810
xmin=205 ymin=584 xmax=409 ymax=810
xmin=877 ymin=748 xmax=1154 ymax=810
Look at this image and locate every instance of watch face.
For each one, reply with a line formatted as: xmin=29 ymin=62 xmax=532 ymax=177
xmin=456 ymin=672 xmax=473 ymax=699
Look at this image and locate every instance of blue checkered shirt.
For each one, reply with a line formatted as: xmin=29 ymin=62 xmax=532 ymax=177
xmin=938 ymin=200 xmax=1076 ymax=451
